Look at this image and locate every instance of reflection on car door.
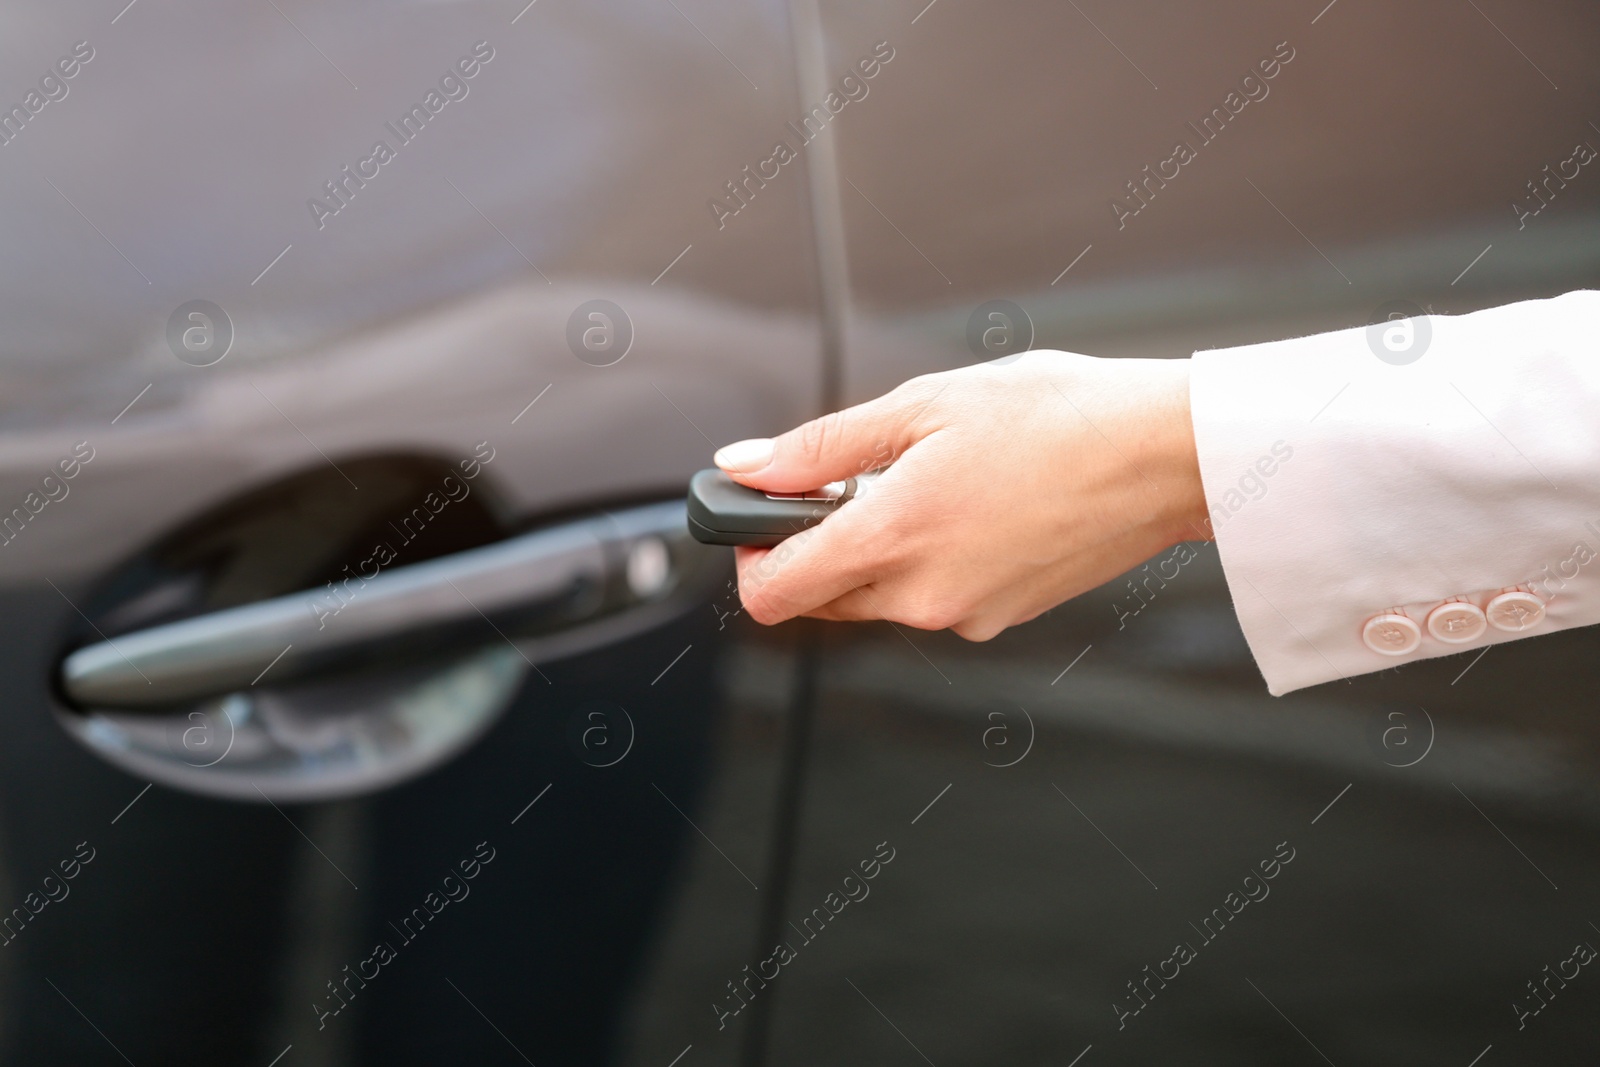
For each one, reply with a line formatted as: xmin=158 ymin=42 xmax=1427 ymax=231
xmin=0 ymin=1 xmax=829 ymax=1063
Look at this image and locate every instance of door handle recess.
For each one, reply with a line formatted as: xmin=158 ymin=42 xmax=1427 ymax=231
xmin=61 ymin=500 xmax=710 ymax=710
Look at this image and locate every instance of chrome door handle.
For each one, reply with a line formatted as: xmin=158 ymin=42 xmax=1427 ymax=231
xmin=61 ymin=500 xmax=708 ymax=710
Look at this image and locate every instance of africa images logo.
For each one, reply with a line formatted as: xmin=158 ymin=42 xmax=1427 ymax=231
xmin=307 ymin=42 xmax=495 ymax=230
xmin=707 ymin=41 xmax=895 ymax=231
xmin=0 ymin=40 xmax=94 ymax=148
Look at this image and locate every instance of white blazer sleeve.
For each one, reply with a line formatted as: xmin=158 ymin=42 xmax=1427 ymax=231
xmin=1188 ymin=290 xmax=1600 ymax=696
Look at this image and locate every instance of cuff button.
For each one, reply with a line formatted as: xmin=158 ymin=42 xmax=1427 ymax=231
xmin=1426 ymin=602 xmax=1487 ymax=644
xmin=1486 ymin=590 xmax=1545 ymax=632
xmin=1363 ymin=613 xmax=1422 ymax=656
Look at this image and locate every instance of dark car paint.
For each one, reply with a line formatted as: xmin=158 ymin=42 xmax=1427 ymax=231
xmin=1 ymin=0 xmax=1599 ymax=1065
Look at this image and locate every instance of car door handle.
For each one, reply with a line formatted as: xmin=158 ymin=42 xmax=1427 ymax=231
xmin=61 ymin=500 xmax=709 ymax=710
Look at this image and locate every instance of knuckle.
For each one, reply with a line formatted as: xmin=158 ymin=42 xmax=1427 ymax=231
xmin=897 ymin=371 xmax=945 ymax=398
xmin=899 ymin=597 xmax=963 ymax=632
xmin=953 ymin=619 xmax=1002 ymax=643
xmin=890 ymin=376 xmax=942 ymax=418
xmin=740 ymin=586 xmax=784 ymax=626
xmin=796 ymin=410 xmax=845 ymax=465
xmin=739 ymin=566 xmax=802 ymax=626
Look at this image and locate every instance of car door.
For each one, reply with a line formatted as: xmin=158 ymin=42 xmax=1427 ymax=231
xmin=0 ymin=1 xmax=832 ymax=1063
xmin=668 ymin=2 xmax=1600 ymax=1065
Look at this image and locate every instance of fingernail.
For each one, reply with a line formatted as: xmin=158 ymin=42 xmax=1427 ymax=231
xmin=714 ymin=438 xmax=774 ymax=473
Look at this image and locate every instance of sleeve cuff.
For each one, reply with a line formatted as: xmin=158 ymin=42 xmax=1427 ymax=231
xmin=1187 ymin=291 xmax=1600 ymax=695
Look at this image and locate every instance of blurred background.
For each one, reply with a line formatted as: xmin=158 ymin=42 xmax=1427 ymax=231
xmin=0 ymin=0 xmax=1596 ymax=1063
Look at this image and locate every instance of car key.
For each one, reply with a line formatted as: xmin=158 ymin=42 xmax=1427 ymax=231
xmin=686 ymin=468 xmax=881 ymax=546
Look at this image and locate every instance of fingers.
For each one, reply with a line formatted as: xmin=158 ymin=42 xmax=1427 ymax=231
xmin=730 ymin=435 xmax=954 ymax=626
xmin=713 ymin=378 xmax=941 ymax=494
xmin=732 ymin=505 xmax=884 ymax=624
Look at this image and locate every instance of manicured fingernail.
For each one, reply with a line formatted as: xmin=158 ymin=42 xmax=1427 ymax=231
xmin=714 ymin=438 xmax=774 ymax=473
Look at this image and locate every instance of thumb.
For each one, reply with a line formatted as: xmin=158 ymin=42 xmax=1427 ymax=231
xmin=713 ymin=384 xmax=936 ymax=492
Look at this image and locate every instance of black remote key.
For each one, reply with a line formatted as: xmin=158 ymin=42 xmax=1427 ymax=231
xmin=685 ymin=469 xmax=878 ymax=546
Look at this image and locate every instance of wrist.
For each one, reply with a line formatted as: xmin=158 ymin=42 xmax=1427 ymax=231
xmin=1146 ymin=358 xmax=1210 ymax=544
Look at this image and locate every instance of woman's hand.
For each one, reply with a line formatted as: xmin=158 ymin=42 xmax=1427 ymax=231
xmin=712 ymin=352 xmax=1210 ymax=640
